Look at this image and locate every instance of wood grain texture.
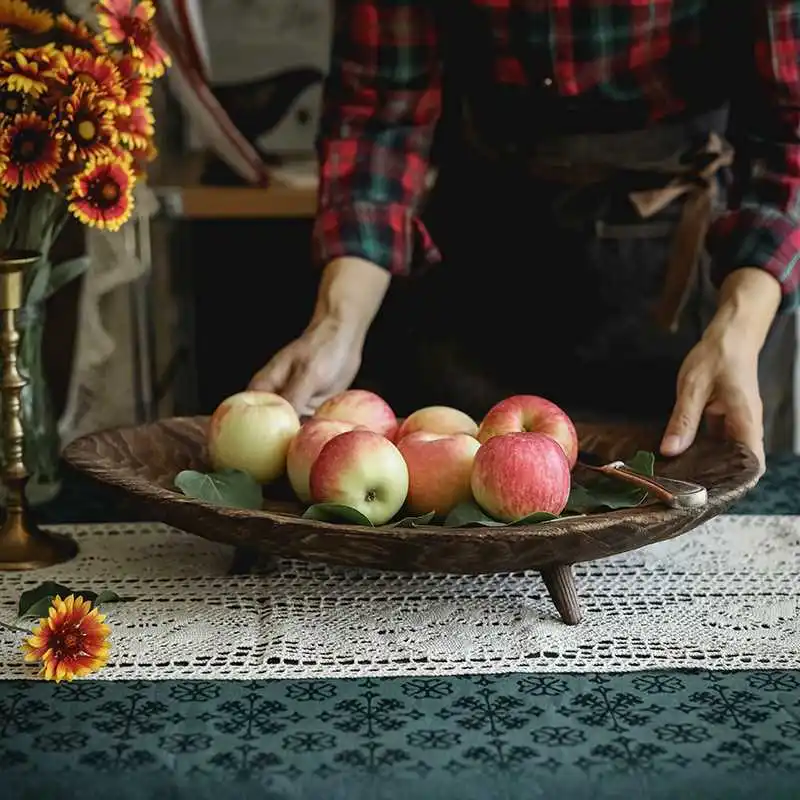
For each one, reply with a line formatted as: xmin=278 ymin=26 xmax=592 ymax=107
xmin=63 ymin=416 xmax=760 ymax=575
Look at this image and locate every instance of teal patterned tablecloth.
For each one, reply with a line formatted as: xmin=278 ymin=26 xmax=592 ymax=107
xmin=3 ymin=459 xmax=800 ymax=800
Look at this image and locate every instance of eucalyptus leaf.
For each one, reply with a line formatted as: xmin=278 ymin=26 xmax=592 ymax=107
xmin=302 ymin=503 xmax=373 ymax=526
xmin=566 ymin=450 xmax=656 ymax=513
xmin=443 ymin=501 xmax=507 ymax=528
xmin=174 ymin=469 xmax=263 ymax=510
xmin=390 ymin=511 xmax=436 ymax=528
xmin=18 ymin=581 xmax=73 ymax=618
xmin=46 ymin=255 xmax=90 ymax=299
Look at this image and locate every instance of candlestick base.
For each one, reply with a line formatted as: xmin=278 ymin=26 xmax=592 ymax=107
xmin=0 ymin=515 xmax=78 ymax=571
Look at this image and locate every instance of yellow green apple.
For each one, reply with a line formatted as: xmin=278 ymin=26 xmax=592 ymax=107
xmin=208 ymin=391 xmax=300 ymax=483
xmin=395 ymin=406 xmax=479 ymax=442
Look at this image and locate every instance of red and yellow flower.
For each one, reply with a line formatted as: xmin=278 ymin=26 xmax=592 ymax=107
xmin=55 ymin=13 xmax=107 ymax=55
xmin=52 ymin=84 xmax=118 ymax=162
xmin=114 ymin=52 xmax=151 ymax=108
xmin=0 ymin=0 xmax=54 ymax=36
xmin=69 ymin=152 xmax=134 ymax=230
xmin=61 ymin=45 xmax=126 ymax=105
xmin=0 ymin=47 xmax=64 ymax=98
xmin=116 ymin=101 xmax=153 ymax=152
xmin=97 ymin=0 xmax=170 ymax=79
xmin=22 ymin=595 xmax=111 ymax=683
xmin=0 ymin=88 xmax=27 ymax=116
xmin=0 ymin=28 xmax=11 ymax=54
xmin=0 ymin=111 xmax=61 ymax=190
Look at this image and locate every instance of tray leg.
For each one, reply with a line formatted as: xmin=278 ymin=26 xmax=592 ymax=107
xmin=229 ymin=546 xmax=261 ymax=575
xmin=540 ymin=564 xmax=582 ymax=625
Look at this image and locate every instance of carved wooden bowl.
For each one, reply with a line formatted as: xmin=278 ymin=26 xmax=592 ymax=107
xmin=64 ymin=416 xmax=760 ymax=625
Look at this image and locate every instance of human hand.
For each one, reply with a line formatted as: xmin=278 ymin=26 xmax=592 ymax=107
xmin=249 ymin=257 xmax=391 ymax=416
xmin=249 ymin=315 xmax=364 ymax=416
xmin=660 ymin=268 xmax=781 ymax=474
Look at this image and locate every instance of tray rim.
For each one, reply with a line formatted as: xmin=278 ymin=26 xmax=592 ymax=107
xmin=63 ymin=415 xmax=762 ymax=546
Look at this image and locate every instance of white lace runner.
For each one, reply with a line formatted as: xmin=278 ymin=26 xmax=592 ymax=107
xmin=0 ymin=516 xmax=798 ymax=680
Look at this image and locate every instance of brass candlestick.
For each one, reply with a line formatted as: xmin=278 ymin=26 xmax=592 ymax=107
xmin=0 ymin=250 xmax=77 ymax=570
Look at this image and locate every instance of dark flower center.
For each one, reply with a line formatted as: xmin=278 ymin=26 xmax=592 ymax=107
xmin=12 ymin=129 xmax=45 ymax=162
xmin=88 ymin=173 xmax=121 ymax=207
xmin=122 ymin=18 xmax=152 ymax=47
xmin=0 ymin=91 xmax=24 ymax=114
xmin=53 ymin=625 xmax=85 ymax=657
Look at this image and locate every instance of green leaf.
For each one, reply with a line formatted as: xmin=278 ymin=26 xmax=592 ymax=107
xmin=390 ymin=511 xmax=437 ymax=528
xmin=302 ymin=503 xmax=374 ymax=526
xmin=22 ymin=257 xmax=49 ymax=306
xmin=512 ymin=511 xmax=561 ymax=525
xmin=45 ymin=255 xmax=90 ymax=299
xmin=174 ymin=469 xmax=263 ymax=510
xmin=566 ymin=450 xmax=656 ymax=514
xmin=93 ymin=590 xmax=125 ymax=606
xmin=18 ymin=581 xmax=73 ymax=618
xmin=443 ymin=501 xmax=508 ymax=528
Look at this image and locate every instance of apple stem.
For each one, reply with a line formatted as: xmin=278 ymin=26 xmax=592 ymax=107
xmin=540 ymin=564 xmax=582 ymax=625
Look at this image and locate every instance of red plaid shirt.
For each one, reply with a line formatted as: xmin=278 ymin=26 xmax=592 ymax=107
xmin=314 ymin=1 xmax=800 ymax=310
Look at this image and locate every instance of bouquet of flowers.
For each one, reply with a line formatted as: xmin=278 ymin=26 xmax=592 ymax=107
xmin=0 ymin=0 xmax=169 ymax=500
xmin=0 ymin=0 xmax=169 ymax=241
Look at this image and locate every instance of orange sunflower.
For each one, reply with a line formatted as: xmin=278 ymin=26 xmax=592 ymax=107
xmin=52 ymin=84 xmax=118 ymax=161
xmin=0 ymin=47 xmax=64 ymax=98
xmin=114 ymin=53 xmax=151 ymax=108
xmin=0 ymin=28 xmax=11 ymax=54
xmin=22 ymin=595 xmax=111 ymax=683
xmin=0 ymin=0 xmax=54 ymax=36
xmin=61 ymin=46 xmax=126 ymax=105
xmin=0 ymin=111 xmax=61 ymax=190
xmin=55 ymin=13 xmax=107 ymax=55
xmin=97 ymin=0 xmax=170 ymax=79
xmin=69 ymin=153 xmax=134 ymax=230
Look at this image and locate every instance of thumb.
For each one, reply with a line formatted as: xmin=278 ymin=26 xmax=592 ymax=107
xmin=661 ymin=372 xmax=711 ymax=457
xmin=249 ymin=350 xmax=293 ymax=394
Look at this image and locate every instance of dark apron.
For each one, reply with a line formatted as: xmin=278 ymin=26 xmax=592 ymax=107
xmin=358 ymin=108 xmax=795 ymax=452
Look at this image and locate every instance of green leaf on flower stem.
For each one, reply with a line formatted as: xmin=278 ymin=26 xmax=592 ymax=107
xmin=302 ymin=503 xmax=374 ymax=526
xmin=45 ymin=255 xmax=90 ymax=299
xmin=174 ymin=469 xmax=263 ymax=510
xmin=390 ymin=511 xmax=437 ymax=528
xmin=565 ymin=450 xmax=656 ymax=514
xmin=18 ymin=581 xmax=73 ymax=618
xmin=93 ymin=590 xmax=125 ymax=606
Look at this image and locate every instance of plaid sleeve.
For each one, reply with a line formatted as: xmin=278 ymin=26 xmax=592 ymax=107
xmin=708 ymin=0 xmax=800 ymax=311
xmin=312 ymin=1 xmax=442 ymax=275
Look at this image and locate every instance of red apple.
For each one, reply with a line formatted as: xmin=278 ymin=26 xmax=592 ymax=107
xmin=310 ymin=429 xmax=409 ymax=524
xmin=470 ymin=432 xmax=571 ymax=522
xmin=208 ymin=391 xmax=300 ymax=483
xmin=314 ymin=389 xmax=397 ymax=438
xmin=397 ymin=432 xmax=481 ymax=516
xmin=395 ymin=406 xmax=479 ymax=442
xmin=477 ymin=395 xmax=578 ymax=467
xmin=286 ymin=419 xmax=356 ymax=504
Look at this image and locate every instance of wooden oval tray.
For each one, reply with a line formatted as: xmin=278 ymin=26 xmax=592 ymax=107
xmin=63 ymin=416 xmax=760 ymax=624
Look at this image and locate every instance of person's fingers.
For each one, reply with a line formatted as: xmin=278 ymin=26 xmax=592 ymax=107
xmin=661 ymin=366 xmax=712 ymax=456
xmin=249 ymin=349 xmax=294 ymax=393
xmin=718 ymin=391 xmax=766 ymax=474
xmin=281 ymin=361 xmax=323 ymax=416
